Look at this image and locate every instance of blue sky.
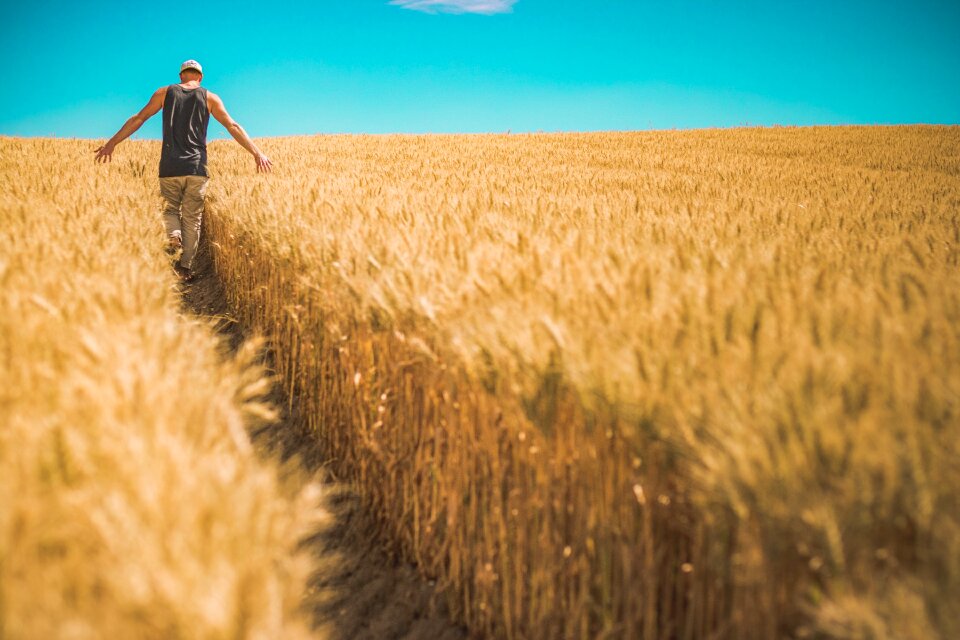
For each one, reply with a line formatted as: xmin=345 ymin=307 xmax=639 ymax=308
xmin=1 ymin=0 xmax=957 ymax=138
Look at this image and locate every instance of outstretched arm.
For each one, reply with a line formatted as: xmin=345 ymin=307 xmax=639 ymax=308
xmin=208 ymin=91 xmax=273 ymax=173
xmin=94 ymin=87 xmax=165 ymax=163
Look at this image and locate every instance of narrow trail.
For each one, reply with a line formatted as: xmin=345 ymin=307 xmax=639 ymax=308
xmin=177 ymin=241 xmax=468 ymax=640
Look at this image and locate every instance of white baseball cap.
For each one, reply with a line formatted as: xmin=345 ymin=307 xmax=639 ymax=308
xmin=180 ymin=59 xmax=203 ymax=74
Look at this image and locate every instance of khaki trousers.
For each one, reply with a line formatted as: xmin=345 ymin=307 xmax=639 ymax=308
xmin=160 ymin=176 xmax=209 ymax=270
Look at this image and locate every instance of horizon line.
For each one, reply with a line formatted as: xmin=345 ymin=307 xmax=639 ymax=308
xmin=2 ymin=122 xmax=957 ymax=141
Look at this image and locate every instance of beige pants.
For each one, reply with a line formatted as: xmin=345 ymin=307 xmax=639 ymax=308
xmin=160 ymin=176 xmax=209 ymax=270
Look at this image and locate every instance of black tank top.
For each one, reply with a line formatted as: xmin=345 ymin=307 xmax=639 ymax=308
xmin=159 ymin=84 xmax=210 ymax=178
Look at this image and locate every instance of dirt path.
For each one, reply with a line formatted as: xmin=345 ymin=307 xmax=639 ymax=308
xmin=177 ymin=242 xmax=467 ymax=640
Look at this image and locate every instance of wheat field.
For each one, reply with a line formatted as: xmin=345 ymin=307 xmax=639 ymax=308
xmin=0 ymin=138 xmax=324 ymax=639
xmin=2 ymin=127 xmax=958 ymax=639
xmin=205 ymin=127 xmax=959 ymax=639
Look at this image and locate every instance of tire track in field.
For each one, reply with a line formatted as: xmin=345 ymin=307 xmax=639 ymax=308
xmin=176 ymin=239 xmax=468 ymax=640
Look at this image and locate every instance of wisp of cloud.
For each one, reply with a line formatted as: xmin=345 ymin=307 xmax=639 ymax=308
xmin=388 ymin=0 xmax=517 ymax=15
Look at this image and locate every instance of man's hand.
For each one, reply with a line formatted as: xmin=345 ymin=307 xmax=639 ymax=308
xmin=94 ymin=143 xmax=115 ymax=163
xmin=255 ymin=153 xmax=273 ymax=173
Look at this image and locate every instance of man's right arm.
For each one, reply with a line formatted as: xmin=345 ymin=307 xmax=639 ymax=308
xmin=94 ymin=87 xmax=166 ymax=163
xmin=208 ymin=92 xmax=273 ymax=173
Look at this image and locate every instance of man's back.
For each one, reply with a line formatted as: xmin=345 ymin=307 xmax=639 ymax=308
xmin=159 ymin=83 xmax=210 ymax=178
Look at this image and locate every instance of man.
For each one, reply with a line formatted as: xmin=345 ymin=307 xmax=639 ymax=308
xmin=94 ymin=59 xmax=272 ymax=281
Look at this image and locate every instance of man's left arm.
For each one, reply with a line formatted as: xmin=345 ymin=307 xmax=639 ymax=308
xmin=94 ymin=87 xmax=166 ymax=163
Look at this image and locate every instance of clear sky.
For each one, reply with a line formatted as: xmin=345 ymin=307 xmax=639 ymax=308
xmin=1 ymin=0 xmax=958 ymax=138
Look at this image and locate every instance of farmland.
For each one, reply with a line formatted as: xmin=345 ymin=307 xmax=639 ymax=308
xmin=2 ymin=126 xmax=958 ymax=638
xmin=0 ymin=138 xmax=320 ymax=638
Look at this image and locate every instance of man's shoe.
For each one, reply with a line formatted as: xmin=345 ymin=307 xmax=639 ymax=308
xmin=174 ymin=263 xmax=195 ymax=283
xmin=165 ymin=235 xmax=182 ymax=256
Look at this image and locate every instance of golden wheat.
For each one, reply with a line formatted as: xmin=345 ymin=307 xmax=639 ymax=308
xmin=201 ymin=126 xmax=959 ymax=639
xmin=0 ymin=137 xmax=324 ymax=639
xmin=5 ymin=126 xmax=957 ymax=639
